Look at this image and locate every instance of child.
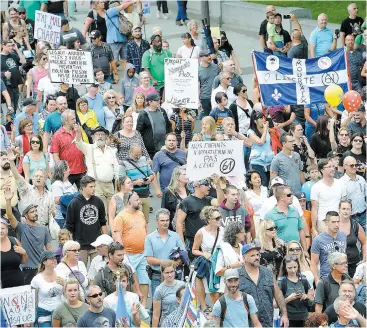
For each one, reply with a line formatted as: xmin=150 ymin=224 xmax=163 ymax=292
xmin=94 ymin=68 xmax=112 ymax=96
xmin=162 ymin=40 xmax=170 ymax=51
xmin=209 ymin=92 xmax=233 ymax=133
xmin=307 ymin=163 xmax=320 ymax=183
xmin=266 ymin=12 xmax=283 ymax=56
xmin=55 ymin=229 xmax=72 ymax=263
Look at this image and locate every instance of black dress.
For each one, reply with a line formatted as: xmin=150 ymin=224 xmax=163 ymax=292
xmin=1 ymin=236 xmax=24 ymax=288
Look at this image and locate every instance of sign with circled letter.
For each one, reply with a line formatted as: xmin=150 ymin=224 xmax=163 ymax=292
xmin=34 ymin=10 xmax=61 ymax=45
xmin=186 ymin=141 xmax=244 ymax=181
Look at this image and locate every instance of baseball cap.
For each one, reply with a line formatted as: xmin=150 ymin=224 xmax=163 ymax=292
xmin=327 ymin=151 xmax=342 ymax=158
xmin=294 ymin=191 xmax=306 ymax=200
xmin=146 ymin=93 xmax=160 ymax=102
xmin=61 ymin=18 xmax=69 ymax=26
xmin=17 ymin=6 xmax=26 ymax=13
xmin=224 ymin=268 xmax=239 ymax=280
xmin=90 ymin=30 xmax=102 ymax=39
xmin=23 ymin=97 xmax=37 ymax=107
xmin=242 ymin=243 xmax=261 ymax=256
xmin=150 ymin=34 xmax=161 ymax=43
xmin=91 ymin=234 xmax=113 ymax=248
xmin=22 ymin=204 xmax=38 ymax=217
xmin=192 ymin=178 xmax=210 ymax=188
xmin=39 ymin=250 xmax=56 ymax=263
xmin=132 ymin=25 xmax=141 ymax=31
xmin=199 ymin=49 xmax=211 ymax=57
xmin=270 ymin=176 xmax=284 ymax=187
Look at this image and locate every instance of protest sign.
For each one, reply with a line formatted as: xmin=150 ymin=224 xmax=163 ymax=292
xmin=48 ymin=49 xmax=94 ymax=85
xmin=0 ymin=285 xmax=36 ymax=326
xmin=34 ymin=10 xmax=61 ymax=45
xmin=186 ymin=140 xmax=245 ymax=181
xmin=142 ymin=1 xmax=151 ymax=16
xmin=164 ymin=58 xmax=198 ymax=108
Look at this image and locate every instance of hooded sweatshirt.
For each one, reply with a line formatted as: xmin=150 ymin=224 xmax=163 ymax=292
xmin=218 ymin=200 xmax=251 ymax=231
xmin=121 ymin=63 xmax=139 ymax=106
xmin=65 ymin=194 xmax=106 ymax=249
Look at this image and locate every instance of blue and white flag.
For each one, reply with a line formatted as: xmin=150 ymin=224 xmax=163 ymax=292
xmin=115 ymin=282 xmax=130 ymax=327
xmin=252 ymin=48 xmax=350 ymax=106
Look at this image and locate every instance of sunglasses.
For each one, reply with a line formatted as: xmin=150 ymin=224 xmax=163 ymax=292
xmin=266 ymin=226 xmax=278 ymax=231
xmin=353 ymin=139 xmax=363 ymax=143
xmin=68 ymin=249 xmax=80 ymax=252
xmin=289 ymin=247 xmax=301 ymax=252
xmin=241 ymin=89 xmax=248 ymax=93
xmin=345 ymin=164 xmax=358 ymax=168
xmin=31 ymin=140 xmax=40 ymax=144
xmin=200 ymin=182 xmax=210 ymax=187
xmin=108 ymin=96 xmax=115 ymax=99
xmin=339 ymin=133 xmax=348 ymax=137
xmin=285 ymin=193 xmax=292 ymax=197
xmin=212 ymin=215 xmax=222 ymax=221
xmin=89 ymin=292 xmax=103 ymax=298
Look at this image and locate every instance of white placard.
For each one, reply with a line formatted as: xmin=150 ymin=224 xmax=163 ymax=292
xmin=186 ymin=140 xmax=245 ymax=181
xmin=142 ymin=1 xmax=151 ymax=16
xmin=0 ymin=285 xmax=36 ymax=326
xmin=34 ymin=10 xmax=61 ymax=45
xmin=164 ymin=58 xmax=198 ymax=109
xmin=48 ymin=49 xmax=94 ymax=85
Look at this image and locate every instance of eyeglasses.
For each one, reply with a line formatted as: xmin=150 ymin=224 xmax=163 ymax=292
xmin=68 ymin=249 xmax=80 ymax=252
xmin=289 ymin=247 xmax=301 ymax=252
xmin=345 ymin=164 xmax=357 ymax=168
xmin=89 ymin=292 xmax=103 ymax=298
xmin=353 ymin=139 xmax=363 ymax=143
xmin=335 ymin=261 xmax=348 ymax=266
xmin=31 ymin=140 xmax=40 ymax=144
xmin=108 ymin=96 xmax=115 ymax=99
xmin=266 ymin=226 xmax=278 ymax=231
xmin=241 ymin=89 xmax=248 ymax=93
xmin=25 ymin=124 xmax=33 ymax=128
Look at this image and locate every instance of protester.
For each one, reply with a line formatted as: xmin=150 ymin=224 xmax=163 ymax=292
xmin=83 ymin=1 xmax=107 ymax=42
xmin=170 ymin=108 xmax=195 ymax=147
xmin=340 ymin=3 xmax=364 ymax=46
xmin=126 ymin=26 xmax=150 ymax=75
xmin=310 ymin=13 xmax=337 ymax=58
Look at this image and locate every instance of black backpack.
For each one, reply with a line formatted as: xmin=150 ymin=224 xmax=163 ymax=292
xmin=219 ymin=293 xmax=249 ymax=327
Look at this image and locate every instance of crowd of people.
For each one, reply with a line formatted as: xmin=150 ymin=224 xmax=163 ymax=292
xmin=0 ymin=0 xmax=366 ymax=328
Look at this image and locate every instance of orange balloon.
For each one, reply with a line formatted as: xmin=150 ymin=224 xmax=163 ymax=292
xmin=343 ymin=90 xmax=362 ymax=112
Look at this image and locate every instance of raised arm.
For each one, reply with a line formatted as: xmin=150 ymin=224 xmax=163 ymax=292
xmin=4 ymin=185 xmax=18 ymax=229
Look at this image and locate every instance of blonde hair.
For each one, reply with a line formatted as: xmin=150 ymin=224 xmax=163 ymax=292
xmin=152 ymin=26 xmax=162 ymax=36
xmin=103 ymin=89 xmax=118 ymax=104
xmin=112 ymin=267 xmax=130 ymax=282
xmin=160 ymin=259 xmax=176 ymax=273
xmin=286 ymin=240 xmax=308 ymax=267
xmin=62 ymin=240 xmax=81 ymax=262
xmin=131 ymin=91 xmax=146 ymax=111
xmin=58 ymin=229 xmax=72 ymax=243
xmin=63 ymin=278 xmax=83 ymax=301
xmin=200 ymin=206 xmax=220 ymax=224
xmin=258 ymin=219 xmax=280 ymax=249
xmin=201 ymin=116 xmax=217 ymax=138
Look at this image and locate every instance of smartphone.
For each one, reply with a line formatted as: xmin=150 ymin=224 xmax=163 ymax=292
xmin=267 ymin=118 xmax=274 ymax=128
xmin=335 ymin=29 xmax=340 ymax=38
xmin=115 ymin=108 xmax=120 ymax=116
xmin=283 ymin=14 xmax=291 ymax=19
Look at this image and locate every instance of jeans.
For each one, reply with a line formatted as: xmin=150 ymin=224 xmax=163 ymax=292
xmin=35 ymin=307 xmax=53 ymax=328
xmin=250 ymin=164 xmax=270 ymax=187
xmin=176 ymin=1 xmax=188 ymax=21
xmin=67 ymin=0 xmax=75 ymax=17
xmin=151 ymin=272 xmax=162 ymax=301
xmin=7 ymin=86 xmax=19 ymax=111
xmin=305 ymin=124 xmax=316 ymax=143
xmin=244 ymin=145 xmax=251 ymax=170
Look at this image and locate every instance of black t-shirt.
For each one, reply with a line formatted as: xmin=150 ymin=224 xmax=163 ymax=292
xmin=25 ymin=18 xmax=35 ymax=45
xmin=219 ymin=42 xmax=233 ymax=58
xmin=324 ymin=302 xmax=366 ymax=324
xmin=47 ymin=1 xmax=65 ymax=14
xmin=179 ymin=195 xmax=213 ymax=238
xmin=291 ymin=105 xmax=305 ymax=124
xmin=259 ymin=19 xmax=268 ymax=37
xmin=1 ymin=53 xmax=23 ymax=88
xmin=310 ymin=133 xmax=332 ymax=159
xmin=87 ymin=10 xmax=107 ymax=42
xmin=288 ymin=36 xmax=309 ymax=59
xmin=340 ymin=150 xmax=366 ymax=178
xmin=340 ymin=16 xmax=364 ymax=36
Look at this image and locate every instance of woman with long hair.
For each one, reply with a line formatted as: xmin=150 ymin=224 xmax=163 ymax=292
xmin=289 ymin=123 xmax=316 ymax=174
xmin=108 ymin=176 xmax=134 ymax=236
xmin=176 ymin=32 xmax=200 ymax=58
xmin=26 ymin=52 xmax=49 ymax=99
xmin=152 ymin=260 xmax=185 ymax=327
xmin=161 ymin=166 xmax=188 ymax=230
xmin=200 ymin=116 xmax=216 ymax=141
xmin=286 ymin=240 xmax=314 ymax=286
xmin=170 ymin=107 xmax=195 ymax=147
xmin=256 ymin=220 xmax=285 ymax=277
xmin=245 ymin=170 xmax=269 ymax=218
xmin=247 ymin=110 xmax=274 ymax=186
xmin=215 ymin=222 xmax=245 ymax=293
xmin=219 ymin=31 xmax=242 ymax=74
xmin=125 ymin=91 xmax=146 ymax=129
xmin=39 ymin=96 xmax=58 ymax=130
xmin=55 ymin=241 xmax=89 ymax=301
xmin=111 ymin=115 xmax=149 ymax=163
xmin=31 ymin=250 xmax=64 ymax=327
xmin=192 ymin=206 xmax=224 ymax=310
xmin=238 ymin=188 xmax=256 ymax=242
xmin=82 ymin=0 xmax=107 ymax=42
xmin=76 ymin=98 xmax=99 ymax=143
xmin=304 ymin=103 xmax=331 ymax=142
xmin=51 ymin=160 xmax=78 ymax=228
xmin=133 ymin=71 xmax=157 ymax=97
xmin=310 ymin=115 xmax=332 ymax=159
xmin=278 ymin=255 xmax=314 ymax=328
xmin=52 ymin=278 xmax=88 ymax=327
xmin=103 ymin=89 xmax=124 ymax=133
xmin=23 ymin=134 xmax=50 ymax=184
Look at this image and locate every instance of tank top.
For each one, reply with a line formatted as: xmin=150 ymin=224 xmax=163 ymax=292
xmin=346 ymin=220 xmax=360 ymax=265
xmin=114 ymin=194 xmax=124 ymax=216
xmin=1 ymin=237 xmax=24 ymax=288
xmin=30 ymin=67 xmax=48 ymax=93
xmin=199 ymin=227 xmax=223 ymax=254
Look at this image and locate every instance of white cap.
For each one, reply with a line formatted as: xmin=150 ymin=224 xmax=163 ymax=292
xmin=270 ymin=176 xmax=285 ymax=187
xmin=91 ymin=234 xmax=113 ymax=248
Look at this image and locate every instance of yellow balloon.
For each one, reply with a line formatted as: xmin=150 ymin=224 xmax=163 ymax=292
xmin=324 ymin=84 xmax=344 ymax=107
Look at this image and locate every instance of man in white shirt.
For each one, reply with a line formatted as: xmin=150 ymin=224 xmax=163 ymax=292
xmin=211 ymin=71 xmax=236 ymax=109
xmin=75 ymin=125 xmax=119 ymax=216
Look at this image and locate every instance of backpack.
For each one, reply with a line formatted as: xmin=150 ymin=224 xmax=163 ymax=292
xmin=279 ymin=275 xmax=309 ymax=296
xmin=219 ymin=293 xmax=249 ymax=327
xmin=356 ymin=284 xmax=366 ymax=304
xmin=106 ymin=10 xmax=132 ymax=36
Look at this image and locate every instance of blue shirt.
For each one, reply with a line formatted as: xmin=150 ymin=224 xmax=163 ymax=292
xmin=82 ymin=94 xmax=106 ymax=127
xmin=14 ymin=112 xmax=39 ymax=136
xmin=310 ymin=27 xmax=334 ymax=57
xmin=0 ymin=125 xmax=10 ymax=151
xmin=305 ymin=103 xmax=325 ymax=127
xmin=105 ymin=7 xmax=128 ymax=43
xmin=43 ymin=111 xmax=62 ymax=134
xmin=144 ymin=229 xmax=185 ymax=270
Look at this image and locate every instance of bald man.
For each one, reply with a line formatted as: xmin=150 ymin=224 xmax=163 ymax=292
xmin=340 ymin=3 xmax=364 ymax=46
xmin=288 ymin=14 xmax=308 ymax=59
xmin=310 ymin=13 xmax=337 ymax=58
xmin=259 ymin=5 xmax=276 ymax=51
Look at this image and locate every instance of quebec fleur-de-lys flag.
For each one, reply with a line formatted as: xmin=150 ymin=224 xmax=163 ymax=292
xmin=252 ymin=48 xmax=350 ymax=106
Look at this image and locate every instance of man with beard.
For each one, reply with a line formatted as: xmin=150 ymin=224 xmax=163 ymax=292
xmin=239 ymin=244 xmax=289 ymax=328
xmin=75 ymin=125 xmax=119 ymax=215
xmin=77 ymin=285 xmax=116 ymax=327
xmin=212 ymin=268 xmax=261 ymax=327
xmin=114 ymin=191 xmax=149 ymax=307
xmin=126 ymin=26 xmax=150 ymax=75
xmin=4 ymin=185 xmax=52 ymax=284
xmin=347 ymin=105 xmax=366 ymax=136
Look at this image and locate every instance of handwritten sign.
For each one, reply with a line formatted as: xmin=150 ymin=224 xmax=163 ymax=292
xmin=48 ymin=49 xmax=94 ymax=85
xmin=142 ymin=1 xmax=151 ymax=16
xmin=164 ymin=58 xmax=198 ymax=109
xmin=0 ymin=285 xmax=36 ymax=326
xmin=186 ymin=140 xmax=245 ymax=180
xmin=34 ymin=10 xmax=61 ymax=45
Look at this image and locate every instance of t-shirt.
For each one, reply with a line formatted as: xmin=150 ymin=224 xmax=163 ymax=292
xmin=77 ymin=307 xmax=116 ymax=327
xmin=19 ymin=0 xmax=48 ymax=21
xmin=267 ymin=22 xmax=281 ymax=42
xmin=209 ymin=107 xmax=234 ymax=133
xmin=87 ymin=10 xmax=107 ymax=41
xmin=37 ymin=76 xmax=59 ymax=102
xmin=1 ymin=53 xmax=22 ymax=88
xmin=114 ymin=210 xmax=146 ymax=254
xmin=212 ymin=294 xmax=258 ymax=327
xmin=310 ymin=133 xmax=332 ymax=159
xmin=310 ymin=27 xmax=334 ymax=57
xmin=311 ymin=231 xmax=347 ymax=277
xmin=16 ymin=222 xmax=51 ymax=269
xmin=30 ymin=274 xmax=63 ymax=312
xmin=105 ymin=7 xmax=127 ymax=43
xmin=52 ymin=302 xmax=89 ymax=327
xmin=340 ymin=17 xmax=364 ymax=37
xmin=47 ymin=0 xmax=64 ymax=14
xmin=51 ymin=180 xmax=77 ymax=220
xmin=288 ymin=36 xmax=309 ymax=59
xmin=43 ymin=110 xmax=62 ymax=134
xmin=179 ymin=195 xmax=214 ymax=238
xmin=198 ymin=63 xmax=221 ymax=100
xmin=90 ymin=43 xmax=114 ymax=76
xmin=103 ymin=291 xmax=139 ymax=314
xmin=176 ymin=45 xmax=201 ymax=59
xmin=60 ymin=27 xmax=86 ymax=46
xmin=340 ymin=150 xmax=366 ymax=178
xmin=153 ymin=280 xmax=186 ymax=325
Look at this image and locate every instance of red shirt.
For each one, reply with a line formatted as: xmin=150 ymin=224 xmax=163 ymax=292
xmin=50 ymin=127 xmax=86 ymax=174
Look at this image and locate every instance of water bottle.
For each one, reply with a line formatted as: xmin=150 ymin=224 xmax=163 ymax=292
xmin=138 ymin=302 xmax=150 ymax=321
xmin=273 ymin=308 xmax=280 ymax=328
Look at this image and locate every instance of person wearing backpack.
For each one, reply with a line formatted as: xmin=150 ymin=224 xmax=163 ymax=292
xmin=211 ymin=268 xmax=261 ymax=328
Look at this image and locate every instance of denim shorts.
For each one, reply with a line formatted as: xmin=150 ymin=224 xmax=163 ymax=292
xmin=110 ymin=42 xmax=127 ymax=61
xmin=127 ymin=253 xmax=150 ymax=284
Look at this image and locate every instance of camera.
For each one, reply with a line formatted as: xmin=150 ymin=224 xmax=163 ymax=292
xmin=283 ymin=14 xmax=291 ymax=19
xmin=335 ymin=29 xmax=340 ymax=38
xmin=115 ymin=108 xmax=121 ymax=116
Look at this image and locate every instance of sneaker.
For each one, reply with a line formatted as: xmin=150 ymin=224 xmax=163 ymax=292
xmin=156 ymin=10 xmax=161 ymax=18
xmin=162 ymin=13 xmax=168 ymax=19
xmin=176 ymin=20 xmax=183 ymax=26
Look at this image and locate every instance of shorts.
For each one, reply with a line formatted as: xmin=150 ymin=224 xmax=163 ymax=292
xmin=110 ymin=42 xmax=127 ymax=61
xmin=127 ymin=253 xmax=150 ymax=284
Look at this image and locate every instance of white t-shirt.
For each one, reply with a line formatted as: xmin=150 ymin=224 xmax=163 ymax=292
xmin=51 ymin=180 xmax=77 ymax=220
xmin=310 ymin=178 xmax=347 ymax=221
xmin=258 ymin=195 xmax=303 ymax=219
xmin=354 ymin=262 xmax=367 ymax=282
xmin=30 ymin=274 xmax=63 ymax=312
xmin=37 ymin=76 xmax=59 ymax=102
xmin=103 ymin=291 xmax=139 ymax=313
xmin=245 ymin=186 xmax=269 ymax=216
xmin=236 ymin=102 xmax=253 ymax=135
xmin=176 ymin=45 xmax=201 ymax=59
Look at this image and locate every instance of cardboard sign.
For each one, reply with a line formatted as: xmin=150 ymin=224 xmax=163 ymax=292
xmin=34 ymin=10 xmax=61 ymax=45
xmin=164 ymin=58 xmax=199 ymax=109
xmin=0 ymin=285 xmax=36 ymax=326
xmin=186 ymin=140 xmax=245 ymax=180
xmin=48 ymin=49 xmax=94 ymax=85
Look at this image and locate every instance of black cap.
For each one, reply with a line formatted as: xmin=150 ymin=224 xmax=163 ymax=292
xmin=150 ymin=34 xmax=161 ymax=43
xmin=87 ymin=83 xmax=99 ymax=88
xmin=17 ymin=6 xmax=26 ymax=13
xmin=146 ymin=93 xmax=160 ymax=102
xmin=39 ymin=250 xmax=56 ymax=263
xmin=357 ymin=104 xmax=366 ymax=112
xmin=199 ymin=49 xmax=211 ymax=57
xmin=90 ymin=30 xmax=102 ymax=39
xmin=294 ymin=191 xmax=306 ymax=200
xmin=92 ymin=126 xmax=109 ymax=135
xmin=327 ymin=151 xmax=342 ymax=158
xmin=23 ymin=97 xmax=37 ymax=107
xmin=61 ymin=18 xmax=69 ymax=26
